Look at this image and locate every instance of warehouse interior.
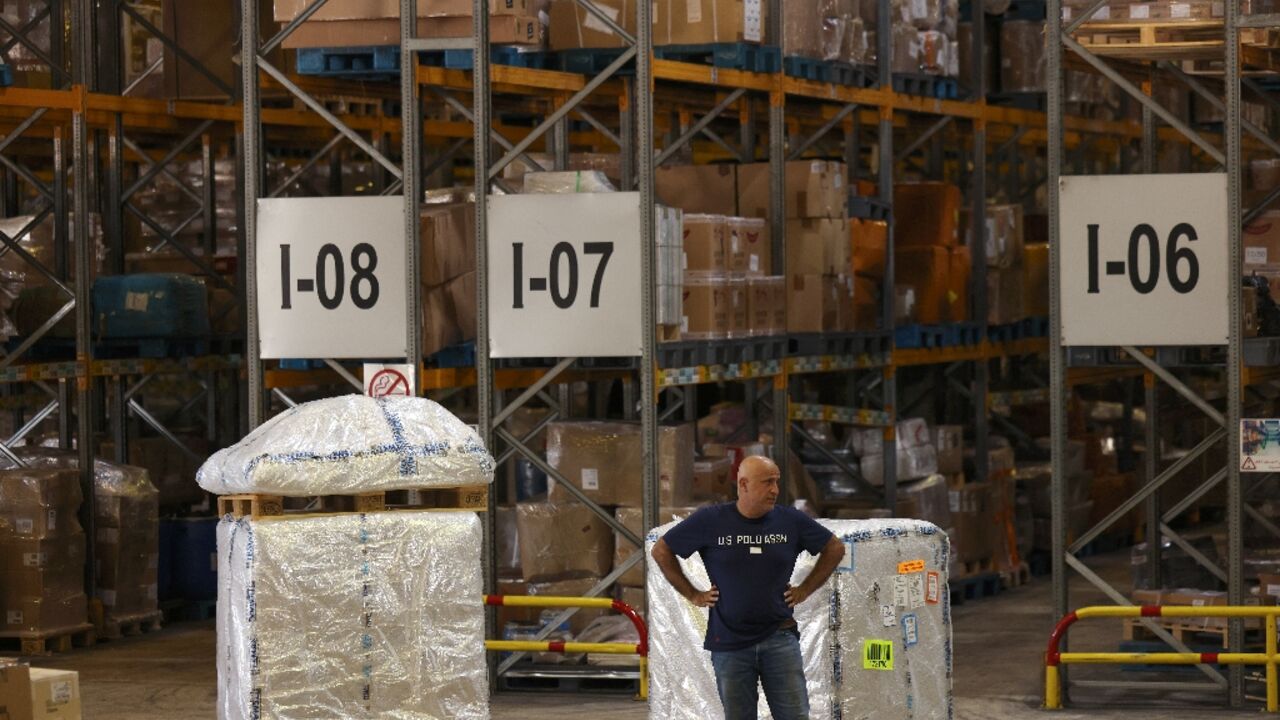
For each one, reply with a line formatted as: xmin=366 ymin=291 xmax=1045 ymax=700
xmin=2 ymin=0 xmax=1280 ymax=718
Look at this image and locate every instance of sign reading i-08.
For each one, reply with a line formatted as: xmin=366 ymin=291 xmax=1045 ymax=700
xmin=255 ymin=196 xmax=408 ymax=359
xmin=1059 ymin=174 xmax=1228 ymax=347
xmin=488 ymin=193 xmax=643 ymax=358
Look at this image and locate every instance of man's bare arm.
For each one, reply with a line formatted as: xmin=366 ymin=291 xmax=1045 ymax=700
xmin=785 ymin=536 xmax=846 ymax=607
xmin=651 ymin=538 xmax=719 ymax=608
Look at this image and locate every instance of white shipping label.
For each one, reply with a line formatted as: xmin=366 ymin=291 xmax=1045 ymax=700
xmin=1192 ymin=599 xmax=1206 ymax=606
xmin=1062 ymin=6 xmax=1072 ymax=19
xmin=880 ymin=604 xmax=897 ymax=627
xmin=893 ymin=575 xmax=909 ymax=607
xmin=583 ymin=3 xmax=621 ymax=35
xmin=908 ymin=573 xmax=926 ymax=608
xmin=1247 ymin=247 xmax=1268 ymax=265
xmin=47 ymin=509 xmax=55 ymax=530
xmin=949 ymin=491 xmax=960 ymax=513
xmin=1171 ymin=3 xmax=1191 ymax=17
xmin=51 ymin=680 xmax=73 ymax=704
xmin=23 ymin=552 xmax=46 ymax=567
xmin=581 ymin=468 xmax=600 ymax=491
xmin=6 ymin=611 xmax=22 ymax=625
xmin=1096 ymin=5 xmax=1110 ymax=19
xmin=124 ymin=291 xmax=150 ymax=312
xmin=16 ymin=517 xmax=33 ymax=535
xmin=687 ymin=0 xmax=702 ymax=23
xmin=749 ymin=255 xmax=759 ymax=272
xmin=743 ymin=0 xmax=762 ymax=42
xmin=1268 ymin=584 xmax=1280 ymax=597
xmin=1130 ymin=4 xmax=1149 ymax=18
xmin=811 ymin=161 xmax=824 ymax=173
xmin=833 ymin=173 xmax=843 ymax=189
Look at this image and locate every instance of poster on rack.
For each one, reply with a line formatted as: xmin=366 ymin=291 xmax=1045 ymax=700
xmin=1241 ymin=419 xmax=1280 ymax=472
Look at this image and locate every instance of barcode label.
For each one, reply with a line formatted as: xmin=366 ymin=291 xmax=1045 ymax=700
xmin=581 ymin=468 xmax=599 ymax=491
xmin=893 ymin=576 xmax=909 ymax=607
xmin=51 ymin=680 xmax=73 ymax=704
xmin=908 ymin=574 xmax=926 ymax=608
xmin=16 ymin=518 xmax=33 ymax=534
xmin=863 ymin=639 xmax=894 ymax=670
xmin=902 ymin=614 xmax=919 ymax=647
xmin=925 ymin=571 xmax=941 ymax=604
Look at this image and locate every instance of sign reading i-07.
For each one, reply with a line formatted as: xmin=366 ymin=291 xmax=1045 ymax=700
xmin=255 ymin=196 xmax=408 ymax=359
xmin=488 ymin=193 xmax=642 ymax=358
xmin=1059 ymin=174 xmax=1228 ymax=347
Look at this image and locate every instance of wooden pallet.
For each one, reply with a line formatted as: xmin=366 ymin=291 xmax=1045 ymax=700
xmin=953 ymin=556 xmax=996 ymax=580
xmin=1075 ymin=19 xmax=1280 ymax=70
xmin=1121 ymin=618 xmax=1262 ymax=647
xmin=99 ymin=611 xmax=163 ymax=641
xmin=0 ymin=624 xmax=96 ymax=656
xmin=1000 ymin=561 xmax=1032 ymax=590
xmin=218 ymin=485 xmax=489 ymax=519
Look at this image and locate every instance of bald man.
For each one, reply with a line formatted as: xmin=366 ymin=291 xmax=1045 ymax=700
xmin=651 ymin=455 xmax=846 ymax=720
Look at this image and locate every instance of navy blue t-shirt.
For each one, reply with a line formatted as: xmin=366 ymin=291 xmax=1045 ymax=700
xmin=663 ymin=502 xmax=834 ymax=652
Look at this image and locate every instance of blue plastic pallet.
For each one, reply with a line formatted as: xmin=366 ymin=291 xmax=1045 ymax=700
xmin=548 ymin=48 xmax=633 ymax=75
xmin=655 ymin=43 xmax=781 ymax=73
xmin=987 ymin=316 xmax=1049 ymax=343
xmin=422 ymin=46 xmax=549 ymax=70
xmin=987 ymin=91 xmax=1046 ymax=111
xmin=892 ymin=73 xmax=959 ymax=99
xmin=278 ymin=359 xmax=327 ymax=370
xmin=297 ymin=45 xmax=400 ymax=78
xmin=428 ymin=341 xmax=476 ymax=368
xmin=848 ymin=196 xmax=891 ymax=221
xmin=895 ymin=323 xmax=981 ymax=349
xmin=783 ymin=56 xmax=873 ymax=87
xmin=0 ymin=64 xmax=12 ymax=87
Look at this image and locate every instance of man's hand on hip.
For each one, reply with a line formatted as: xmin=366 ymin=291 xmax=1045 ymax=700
xmin=689 ymin=585 xmax=719 ymax=608
xmin=784 ymin=584 xmax=810 ymax=608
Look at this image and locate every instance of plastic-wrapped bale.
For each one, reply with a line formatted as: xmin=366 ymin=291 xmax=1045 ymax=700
xmin=196 ymin=395 xmax=494 ymax=496
xmin=648 ymin=518 xmax=952 ymax=720
xmin=217 ymin=511 xmax=488 ymax=720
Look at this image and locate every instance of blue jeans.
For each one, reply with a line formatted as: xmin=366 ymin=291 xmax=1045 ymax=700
xmin=710 ymin=626 xmax=809 ymax=720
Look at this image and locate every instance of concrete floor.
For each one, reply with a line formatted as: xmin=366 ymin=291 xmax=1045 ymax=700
xmin=18 ymin=548 xmax=1262 ymax=719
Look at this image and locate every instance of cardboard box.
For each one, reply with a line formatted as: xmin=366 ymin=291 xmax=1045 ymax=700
xmin=826 ymin=219 xmax=851 ymax=277
xmin=949 ymin=483 xmax=991 ymax=564
xmin=987 ymin=266 xmax=1026 ymax=325
xmin=933 ymin=426 xmax=964 ymax=475
xmin=770 ymin=275 xmax=788 ymax=332
xmin=664 ymin=0 xmax=767 ymax=45
xmin=158 ymin=0 xmax=280 ymax=100
xmin=1023 ymin=243 xmax=1049 ymax=318
xmin=726 ymin=217 xmax=771 ymax=274
xmin=682 ymin=273 xmax=731 ymax=340
xmin=515 ymin=502 xmax=614 ymax=582
xmin=852 ymin=218 xmax=888 ymax=279
xmin=787 ymin=274 xmax=835 ymax=333
xmin=853 ymin=275 xmax=880 ymax=330
xmin=422 ymin=203 xmax=475 ymax=287
xmin=746 ymin=276 xmax=776 ymax=336
xmin=893 ymin=183 xmax=961 ymax=248
xmin=739 ymin=161 xmax=843 ymax=220
xmin=683 ymin=215 xmax=728 ymax=272
xmin=0 ymin=470 xmax=82 ymax=541
xmin=727 ymin=275 xmax=751 ymax=338
xmin=1 ymin=595 xmax=89 ymax=636
xmin=830 ymin=274 xmax=856 ymax=332
xmin=655 ymin=164 xmax=738 ymax=216
xmin=692 ymin=456 xmax=734 ymax=501
xmin=780 ymin=0 xmax=825 ymax=58
xmin=1245 ymin=212 xmax=1280 ymax=267
xmin=785 ymin=219 xmax=830 ymax=276
xmin=0 ymin=664 xmax=81 ymax=720
xmin=283 ymin=15 xmax=543 ymax=48
xmin=546 ymin=421 xmax=696 ymax=507
xmin=614 ymin=506 xmax=701 ymax=587
xmin=423 ymin=271 xmax=477 ymax=356
xmin=895 ymin=246 xmax=950 ymax=324
xmin=948 ymin=245 xmax=971 ymax=323
xmin=274 ymin=0 xmax=533 ymax=20
xmin=549 ymin=0 xmax=655 ymax=50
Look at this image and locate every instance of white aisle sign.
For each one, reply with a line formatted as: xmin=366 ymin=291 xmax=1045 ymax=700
xmin=1059 ymin=174 xmax=1227 ymax=346
xmin=488 ymin=193 xmax=642 ymax=358
xmin=256 ymin=196 xmax=408 ymax=359
xmin=364 ymin=363 xmax=416 ymax=398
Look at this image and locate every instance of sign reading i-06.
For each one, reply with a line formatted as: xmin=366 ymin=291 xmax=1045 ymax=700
xmin=256 ymin=196 xmax=408 ymax=359
xmin=1059 ymin=174 xmax=1228 ymax=347
xmin=488 ymin=193 xmax=643 ymax=358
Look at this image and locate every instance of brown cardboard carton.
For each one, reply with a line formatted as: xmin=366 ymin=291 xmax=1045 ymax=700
xmin=1023 ymin=243 xmax=1049 ymax=318
xmin=283 ymin=16 xmax=543 ymax=48
xmin=0 ymin=664 xmax=81 ymax=720
xmin=781 ymin=0 xmax=825 ymax=58
xmin=739 ymin=161 xmax=841 ymax=219
xmin=614 ymin=506 xmax=701 ymax=587
xmin=852 ymin=218 xmax=888 ymax=279
xmin=515 ymin=502 xmax=614 ymax=582
xmin=949 ymin=483 xmax=990 ymax=564
xmin=549 ymin=0 xmax=654 ymax=50
xmin=787 ymin=274 xmax=831 ymax=333
xmin=0 ymin=470 xmax=82 ymax=541
xmin=746 ymin=276 xmax=774 ymax=336
xmin=987 ymin=266 xmax=1026 ymax=325
xmin=683 ymin=215 xmax=728 ymax=272
xmin=423 ymin=280 xmax=460 ymax=356
xmin=274 ymin=0 xmax=533 ymax=20
xmin=656 ymin=165 xmax=738 ymax=215
xmin=1131 ymin=589 xmax=1165 ymax=606
xmin=692 ymin=456 xmax=734 ymax=500
xmin=727 ymin=275 xmax=751 ymax=338
xmin=785 ymin=219 xmax=830 ymax=276
xmin=682 ymin=273 xmax=731 ymax=340
xmin=831 ymin=274 xmax=856 ymax=332
xmin=893 ymin=182 xmax=961 ymax=248
xmin=769 ymin=275 xmax=788 ymax=332
xmin=853 ymin=276 xmax=880 ymax=330
xmin=159 ymin=0 xmax=280 ymax=100
xmin=726 ymin=217 xmax=771 ymax=274
xmin=664 ymin=0 xmax=767 ymax=45
xmin=1 ymin=595 xmax=89 ymax=636
xmin=948 ymin=245 xmax=971 ymax=323
xmin=933 ymin=426 xmax=964 ymax=475
xmin=895 ymin=246 xmax=950 ymax=324
xmin=546 ymin=421 xmax=696 ymax=507
xmin=1245 ymin=212 xmax=1280 ymax=267
xmin=0 ymin=663 xmax=35 ymax=720
xmin=825 ymin=219 xmax=851 ymax=277
xmin=422 ymin=203 xmax=475 ymax=287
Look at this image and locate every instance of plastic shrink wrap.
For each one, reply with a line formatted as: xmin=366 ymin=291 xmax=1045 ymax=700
xmin=196 ymin=396 xmax=495 ymax=496
xmin=648 ymin=518 xmax=952 ymax=720
xmin=217 ymin=511 xmax=488 ymax=720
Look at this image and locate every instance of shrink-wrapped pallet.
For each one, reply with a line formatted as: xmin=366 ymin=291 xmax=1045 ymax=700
xmin=648 ymin=518 xmax=952 ymax=720
xmin=217 ymin=511 xmax=488 ymax=719
xmin=196 ymin=396 xmax=494 ymax=496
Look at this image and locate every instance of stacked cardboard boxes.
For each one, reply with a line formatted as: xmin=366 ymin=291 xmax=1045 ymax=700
xmin=421 ymin=203 xmax=477 ymax=356
xmin=893 ymin=182 xmax=969 ymax=324
xmin=681 ymin=214 xmax=782 ymax=339
xmin=783 ymin=0 xmax=868 ymax=64
xmin=549 ymin=0 xmax=767 ymax=50
xmin=274 ymin=0 xmax=546 ymax=48
xmin=94 ymin=465 xmax=161 ymax=629
xmin=861 ymin=0 xmax=959 ymax=76
xmin=0 ymin=469 xmax=89 ymax=637
xmin=0 ymin=662 xmax=83 ymax=720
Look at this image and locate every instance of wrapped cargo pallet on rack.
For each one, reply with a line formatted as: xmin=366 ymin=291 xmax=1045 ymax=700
xmin=648 ymin=518 xmax=952 ymax=719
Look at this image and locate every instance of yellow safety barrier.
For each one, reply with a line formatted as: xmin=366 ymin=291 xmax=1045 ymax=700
xmin=1045 ymin=605 xmax=1280 ymax=712
xmin=483 ymin=595 xmax=648 ymax=700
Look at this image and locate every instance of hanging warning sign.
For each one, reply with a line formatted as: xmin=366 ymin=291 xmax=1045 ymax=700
xmin=364 ymin=363 xmax=416 ymax=399
xmin=1242 ymin=419 xmax=1280 ymax=472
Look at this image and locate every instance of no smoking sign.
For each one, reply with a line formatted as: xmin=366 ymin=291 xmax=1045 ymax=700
xmin=363 ymin=363 xmax=417 ymax=398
